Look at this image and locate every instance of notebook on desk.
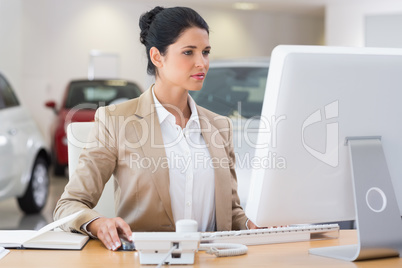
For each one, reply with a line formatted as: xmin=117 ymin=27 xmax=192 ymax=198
xmin=0 ymin=229 xmax=89 ymax=250
xmin=0 ymin=210 xmax=89 ymax=250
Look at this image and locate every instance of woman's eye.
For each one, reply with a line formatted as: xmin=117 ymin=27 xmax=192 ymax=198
xmin=184 ymin=51 xmax=193 ymax=55
xmin=203 ymin=50 xmax=211 ymax=55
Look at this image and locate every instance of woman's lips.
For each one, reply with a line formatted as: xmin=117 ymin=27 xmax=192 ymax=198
xmin=191 ymin=73 xmax=205 ymax=80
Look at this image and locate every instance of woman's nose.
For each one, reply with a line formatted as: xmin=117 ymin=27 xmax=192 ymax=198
xmin=195 ymin=53 xmax=208 ymax=68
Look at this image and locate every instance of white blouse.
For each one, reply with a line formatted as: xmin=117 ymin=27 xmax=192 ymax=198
xmin=152 ymin=88 xmax=216 ymax=232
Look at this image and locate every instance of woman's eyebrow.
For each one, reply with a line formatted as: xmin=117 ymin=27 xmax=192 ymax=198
xmin=181 ymin=45 xmax=211 ymax=49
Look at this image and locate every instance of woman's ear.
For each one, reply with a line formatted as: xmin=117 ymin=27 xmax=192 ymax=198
xmin=150 ymin=47 xmax=163 ymax=68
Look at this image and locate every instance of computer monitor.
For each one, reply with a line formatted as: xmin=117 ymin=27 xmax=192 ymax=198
xmin=245 ymin=45 xmax=402 ymax=261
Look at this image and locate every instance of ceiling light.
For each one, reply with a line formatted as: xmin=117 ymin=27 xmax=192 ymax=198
xmin=233 ymin=2 xmax=258 ymax=10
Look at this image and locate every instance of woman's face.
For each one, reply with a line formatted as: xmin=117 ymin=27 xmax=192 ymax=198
xmin=157 ymin=27 xmax=211 ymax=92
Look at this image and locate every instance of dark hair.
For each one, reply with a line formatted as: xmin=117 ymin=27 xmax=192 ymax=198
xmin=139 ymin=6 xmax=209 ymax=76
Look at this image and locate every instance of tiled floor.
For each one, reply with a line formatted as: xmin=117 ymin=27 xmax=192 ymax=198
xmin=0 ymin=171 xmax=68 ymax=231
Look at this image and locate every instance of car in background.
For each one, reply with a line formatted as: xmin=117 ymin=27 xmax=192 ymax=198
xmin=0 ymin=72 xmax=50 ymax=213
xmin=45 ymin=79 xmax=142 ymax=176
xmin=189 ymin=58 xmax=270 ymax=206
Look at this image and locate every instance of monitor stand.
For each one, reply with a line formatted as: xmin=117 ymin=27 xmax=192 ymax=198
xmin=309 ymin=136 xmax=402 ymax=261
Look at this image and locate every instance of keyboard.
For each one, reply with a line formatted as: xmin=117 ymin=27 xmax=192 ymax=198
xmin=201 ymin=224 xmax=339 ymax=246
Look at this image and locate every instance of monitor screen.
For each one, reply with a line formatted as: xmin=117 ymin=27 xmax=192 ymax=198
xmin=245 ymin=45 xmax=402 ymax=228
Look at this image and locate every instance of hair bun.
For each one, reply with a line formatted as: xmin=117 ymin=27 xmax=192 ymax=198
xmin=139 ymin=6 xmax=164 ymax=45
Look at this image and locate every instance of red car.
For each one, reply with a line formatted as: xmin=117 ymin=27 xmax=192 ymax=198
xmin=45 ymin=79 xmax=142 ymax=175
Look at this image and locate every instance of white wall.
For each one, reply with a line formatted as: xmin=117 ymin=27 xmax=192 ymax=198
xmin=326 ymin=0 xmax=402 ymax=46
xmin=0 ymin=0 xmax=22 ymax=91
xmin=202 ymin=7 xmax=324 ymax=59
xmin=365 ymin=13 xmax=402 ymax=48
xmin=0 ymin=0 xmax=323 ymax=144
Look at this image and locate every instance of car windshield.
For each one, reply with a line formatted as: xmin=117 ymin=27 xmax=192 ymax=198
xmin=65 ymin=81 xmax=141 ymax=109
xmin=189 ymin=66 xmax=268 ymax=118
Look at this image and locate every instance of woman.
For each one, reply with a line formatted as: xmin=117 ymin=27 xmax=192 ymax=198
xmin=54 ymin=6 xmax=257 ymax=251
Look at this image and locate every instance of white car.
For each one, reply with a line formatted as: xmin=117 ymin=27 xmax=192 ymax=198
xmin=0 ymin=72 xmax=50 ymax=213
xmin=189 ymin=58 xmax=270 ymax=206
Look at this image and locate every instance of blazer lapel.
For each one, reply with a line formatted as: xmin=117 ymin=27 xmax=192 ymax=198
xmin=131 ymin=88 xmax=174 ymax=225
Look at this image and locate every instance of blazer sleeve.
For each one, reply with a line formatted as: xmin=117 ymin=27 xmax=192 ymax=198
xmin=53 ymin=107 xmax=118 ymax=234
xmin=226 ymin=117 xmax=248 ymax=230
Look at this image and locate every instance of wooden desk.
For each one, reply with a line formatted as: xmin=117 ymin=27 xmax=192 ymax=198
xmin=2 ymin=230 xmax=401 ymax=267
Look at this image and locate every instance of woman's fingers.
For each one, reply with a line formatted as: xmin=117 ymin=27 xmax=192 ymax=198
xmin=98 ymin=219 xmax=120 ymax=250
xmin=115 ymin=217 xmax=133 ymax=241
xmin=88 ymin=217 xmax=131 ymax=250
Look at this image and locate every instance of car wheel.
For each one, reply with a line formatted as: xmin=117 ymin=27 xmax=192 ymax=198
xmin=17 ymin=157 xmax=49 ymax=214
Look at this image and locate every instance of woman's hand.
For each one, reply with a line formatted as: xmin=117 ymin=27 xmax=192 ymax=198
xmin=247 ymin=219 xmax=262 ymax=229
xmin=88 ymin=217 xmax=132 ymax=251
xmin=247 ymin=219 xmax=285 ymax=229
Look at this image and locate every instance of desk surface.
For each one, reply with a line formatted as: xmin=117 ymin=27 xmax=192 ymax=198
xmin=2 ymin=230 xmax=401 ymax=267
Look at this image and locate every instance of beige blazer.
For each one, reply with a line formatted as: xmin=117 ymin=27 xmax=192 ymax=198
xmin=54 ymin=86 xmax=247 ymax=233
